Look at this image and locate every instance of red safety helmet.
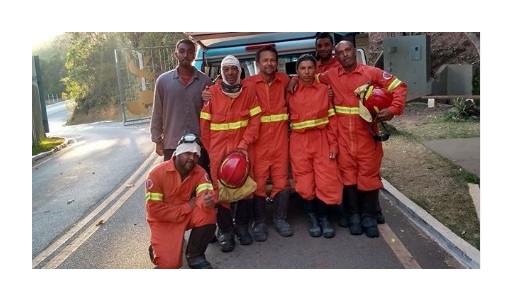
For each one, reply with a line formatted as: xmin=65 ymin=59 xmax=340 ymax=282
xmin=363 ymin=84 xmax=393 ymax=116
xmin=218 ymin=150 xmax=250 ymax=189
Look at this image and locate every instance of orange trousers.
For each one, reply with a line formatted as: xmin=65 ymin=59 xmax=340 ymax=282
xmin=289 ymin=129 xmax=342 ymax=205
xmin=148 ymin=206 xmax=215 ymax=269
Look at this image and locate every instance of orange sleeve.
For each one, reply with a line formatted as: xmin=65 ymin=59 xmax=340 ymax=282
xmin=200 ymin=95 xmax=212 ymax=151
xmin=145 ymin=168 xmax=192 ymax=223
xmin=326 ymin=100 xmax=339 ymax=154
xmin=237 ymin=88 xmax=261 ymax=150
xmin=194 ymin=169 xmax=217 ymax=209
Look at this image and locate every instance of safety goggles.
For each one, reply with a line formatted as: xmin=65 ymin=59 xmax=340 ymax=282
xmin=369 ymin=121 xmax=390 ymax=142
xmin=178 ymin=133 xmax=202 ymax=146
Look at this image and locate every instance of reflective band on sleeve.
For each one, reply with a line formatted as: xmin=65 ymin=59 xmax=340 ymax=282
xmin=210 ymin=120 xmax=249 ymax=131
xmin=196 ymin=183 xmax=214 ymax=195
xmin=387 ymin=78 xmax=401 ymax=92
xmin=335 ymin=105 xmax=359 ymax=115
xmin=290 ymin=116 xmax=329 ymax=130
xmin=250 ymin=106 xmax=262 ymax=116
xmin=146 ymin=192 xmax=163 ymax=202
xmin=260 ymin=113 xmax=289 ymax=123
xmin=200 ymin=112 xmax=211 ymax=120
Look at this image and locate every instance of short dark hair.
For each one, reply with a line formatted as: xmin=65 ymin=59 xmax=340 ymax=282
xmin=296 ymin=54 xmax=316 ymax=68
xmin=175 ymin=39 xmax=196 ymax=52
xmin=315 ymin=32 xmax=334 ymax=47
xmin=255 ymin=45 xmax=278 ymax=63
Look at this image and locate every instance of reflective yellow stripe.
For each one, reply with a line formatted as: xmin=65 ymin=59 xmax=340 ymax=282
xmin=290 ymin=116 xmax=329 ymax=130
xmin=200 ymin=112 xmax=211 ymax=120
xmin=387 ymin=78 xmax=401 ymax=92
xmin=260 ymin=113 xmax=288 ymax=123
xmin=196 ymin=183 xmax=213 ymax=195
xmin=327 ymin=108 xmax=335 ymax=117
xmin=210 ymin=120 xmax=249 ymax=131
xmin=335 ymin=105 xmax=359 ymax=115
xmin=250 ymin=106 xmax=261 ymax=116
xmin=146 ymin=192 xmax=163 ymax=202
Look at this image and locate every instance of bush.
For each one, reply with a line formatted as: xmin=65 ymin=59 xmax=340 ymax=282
xmin=446 ymin=98 xmax=480 ymax=121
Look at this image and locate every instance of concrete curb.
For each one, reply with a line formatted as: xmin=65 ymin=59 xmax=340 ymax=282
xmin=32 ymin=138 xmax=75 ymax=164
xmin=382 ymin=178 xmax=480 ymax=269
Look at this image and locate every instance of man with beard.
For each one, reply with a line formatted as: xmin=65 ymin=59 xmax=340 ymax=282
xmin=145 ymin=133 xmax=217 ymax=268
xmin=241 ymin=46 xmax=294 ymax=241
xmin=202 ymin=46 xmax=294 ymax=241
xmin=315 ymin=32 xmax=341 ymax=73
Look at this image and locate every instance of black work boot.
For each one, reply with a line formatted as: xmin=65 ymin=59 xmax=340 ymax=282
xmin=315 ymin=198 xmax=335 ymax=238
xmin=302 ymin=198 xmax=322 ymax=237
xmin=348 ymin=213 xmax=363 ymax=235
xmin=337 ymin=204 xmax=349 ymax=228
xmin=376 ymin=199 xmax=386 ymax=224
xmin=272 ymin=189 xmax=293 ymax=237
xmin=234 ymin=199 xmax=253 ymax=245
xmin=344 ymin=185 xmax=362 ymax=235
xmin=216 ymin=205 xmax=235 ymax=252
xmin=217 ymin=229 xmax=235 ymax=252
xmin=252 ymin=196 xmax=269 ymax=241
xmin=362 ymin=215 xmax=379 ymax=238
xmin=185 ymin=224 xmax=216 ymax=268
xmin=361 ymin=189 xmax=380 ymax=238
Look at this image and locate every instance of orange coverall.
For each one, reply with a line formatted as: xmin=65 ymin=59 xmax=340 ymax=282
xmin=145 ymin=159 xmax=216 ymax=269
xmin=318 ymin=64 xmax=407 ymax=191
xmin=199 ymin=82 xmax=261 ymax=207
xmin=287 ymin=79 xmax=342 ymax=205
xmin=243 ymin=72 xmax=291 ymax=198
xmin=316 ymin=57 xmax=340 ymax=74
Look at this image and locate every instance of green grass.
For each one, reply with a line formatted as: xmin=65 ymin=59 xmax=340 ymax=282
xmin=384 ymin=102 xmax=481 ymax=249
xmin=32 ymin=137 xmax=65 ymax=156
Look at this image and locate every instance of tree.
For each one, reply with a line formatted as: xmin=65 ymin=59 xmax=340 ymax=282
xmin=464 ymin=32 xmax=480 ymax=55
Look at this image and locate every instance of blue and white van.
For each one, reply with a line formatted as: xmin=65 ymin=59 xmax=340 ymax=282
xmin=185 ymin=32 xmax=367 ymax=79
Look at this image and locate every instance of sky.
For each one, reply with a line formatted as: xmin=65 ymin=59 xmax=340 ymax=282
xmin=32 ymin=31 xmax=64 ymax=47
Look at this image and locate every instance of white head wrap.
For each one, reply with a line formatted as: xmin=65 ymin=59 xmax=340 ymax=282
xmin=174 ymin=142 xmax=201 ymax=157
xmin=221 ymin=55 xmax=241 ymax=85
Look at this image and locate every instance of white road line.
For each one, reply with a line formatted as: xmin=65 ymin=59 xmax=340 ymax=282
xmin=33 ymin=152 xmax=160 ymax=268
xmin=379 ymin=223 xmax=422 ymax=269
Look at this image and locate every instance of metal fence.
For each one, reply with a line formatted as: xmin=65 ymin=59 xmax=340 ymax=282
xmin=114 ymin=46 xmax=177 ymax=125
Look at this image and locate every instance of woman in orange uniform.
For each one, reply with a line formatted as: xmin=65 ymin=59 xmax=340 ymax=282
xmin=287 ymin=54 xmax=342 ymax=238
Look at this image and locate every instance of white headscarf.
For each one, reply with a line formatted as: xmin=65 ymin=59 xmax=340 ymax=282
xmin=221 ymin=55 xmax=241 ymax=85
xmin=174 ymin=142 xmax=201 ymax=157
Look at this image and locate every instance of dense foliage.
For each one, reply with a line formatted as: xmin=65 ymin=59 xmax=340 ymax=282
xmin=32 ymin=32 xmax=186 ymax=118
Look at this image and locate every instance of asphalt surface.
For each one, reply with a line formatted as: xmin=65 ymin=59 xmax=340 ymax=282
xmin=32 ymin=136 xmax=481 ymax=268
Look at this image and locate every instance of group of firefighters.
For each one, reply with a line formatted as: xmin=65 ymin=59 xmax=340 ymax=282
xmin=145 ymin=34 xmax=408 ymax=269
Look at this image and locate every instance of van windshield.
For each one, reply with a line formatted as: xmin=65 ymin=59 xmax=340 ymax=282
xmin=190 ymin=32 xmax=367 ymax=79
xmin=203 ymin=53 xmax=304 ymax=80
xmin=202 ymin=50 xmax=366 ymax=80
